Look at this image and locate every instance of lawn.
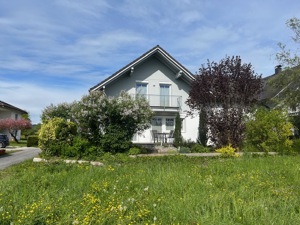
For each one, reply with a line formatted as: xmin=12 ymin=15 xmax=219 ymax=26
xmin=0 ymin=155 xmax=299 ymax=224
xmin=8 ymin=139 xmax=27 ymax=148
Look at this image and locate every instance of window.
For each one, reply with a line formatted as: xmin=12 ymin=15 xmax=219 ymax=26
xmin=136 ymin=83 xmax=147 ymax=96
xmin=151 ymin=117 xmax=162 ymax=132
xmin=151 ymin=118 xmax=162 ymax=126
xmin=166 ymin=118 xmax=175 ymax=130
xmin=160 ymin=84 xmax=170 ymax=106
xmin=15 ymin=114 xmax=18 ymax=120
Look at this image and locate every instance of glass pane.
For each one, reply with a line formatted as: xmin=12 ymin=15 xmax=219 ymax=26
xmin=160 ymin=85 xmax=170 ymax=106
xmin=166 ymin=118 xmax=175 ymax=130
xmin=136 ymin=83 xmax=147 ymax=96
xmin=151 ymin=118 xmax=162 ymax=132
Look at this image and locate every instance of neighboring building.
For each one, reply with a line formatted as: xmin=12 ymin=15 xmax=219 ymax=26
xmin=261 ymin=65 xmax=300 ymax=115
xmin=90 ymin=45 xmax=199 ymax=143
xmin=0 ymin=100 xmax=28 ymax=140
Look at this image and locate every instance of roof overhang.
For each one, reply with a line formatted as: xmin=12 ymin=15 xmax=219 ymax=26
xmin=89 ymin=45 xmax=195 ymax=92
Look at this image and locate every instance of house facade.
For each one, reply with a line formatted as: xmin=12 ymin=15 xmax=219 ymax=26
xmin=90 ymin=45 xmax=199 ymax=143
xmin=0 ymin=100 xmax=28 ymax=140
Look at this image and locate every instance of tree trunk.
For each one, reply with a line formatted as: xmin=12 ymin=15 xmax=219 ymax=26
xmin=9 ymin=131 xmax=19 ymax=143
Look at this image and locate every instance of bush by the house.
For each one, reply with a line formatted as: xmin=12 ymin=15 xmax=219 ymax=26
xmin=38 ymin=118 xmax=77 ymax=156
xmin=27 ymin=136 xmax=38 ymax=147
xmin=40 ymin=91 xmax=152 ymax=156
xmin=128 ymin=147 xmax=142 ymax=155
xmin=178 ymin=147 xmax=191 ymax=153
xmin=245 ymin=108 xmax=293 ymax=154
xmin=216 ymin=144 xmax=238 ymax=157
xmin=190 ymin=144 xmax=210 ymax=153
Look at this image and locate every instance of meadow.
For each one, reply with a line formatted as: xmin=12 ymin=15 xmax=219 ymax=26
xmin=0 ymin=155 xmax=299 ymax=224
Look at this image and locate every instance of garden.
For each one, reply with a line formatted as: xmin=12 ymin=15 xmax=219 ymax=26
xmin=0 ymin=155 xmax=299 ymax=224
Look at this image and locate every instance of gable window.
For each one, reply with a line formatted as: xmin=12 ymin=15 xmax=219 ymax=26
xmin=136 ymin=82 xmax=148 ymax=97
xmin=160 ymin=84 xmax=170 ymax=107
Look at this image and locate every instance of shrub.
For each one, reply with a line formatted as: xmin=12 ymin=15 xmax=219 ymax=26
xmin=83 ymin=146 xmax=104 ymax=159
xmin=27 ymin=136 xmax=38 ymax=147
xmin=38 ymin=118 xmax=77 ymax=156
xmin=182 ymin=139 xmax=196 ymax=148
xmin=179 ymin=147 xmax=191 ymax=153
xmin=100 ymin=124 xmax=132 ymax=153
xmin=173 ymin=113 xmax=183 ymax=147
xmin=245 ymin=108 xmax=293 ymax=153
xmin=128 ymin=147 xmax=141 ymax=155
xmin=216 ymin=144 xmax=238 ymax=157
xmin=292 ymin=139 xmax=300 ymax=154
xmin=71 ymin=91 xmax=153 ymax=151
xmin=191 ymin=144 xmax=210 ymax=153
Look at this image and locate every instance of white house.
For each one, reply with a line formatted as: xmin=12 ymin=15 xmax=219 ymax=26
xmin=0 ymin=100 xmax=28 ymax=140
xmin=90 ymin=45 xmax=199 ymax=144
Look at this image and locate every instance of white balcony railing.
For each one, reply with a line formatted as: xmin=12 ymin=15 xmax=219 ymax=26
xmin=134 ymin=94 xmax=182 ymax=110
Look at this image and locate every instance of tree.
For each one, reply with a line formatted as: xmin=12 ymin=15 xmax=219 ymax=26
xmin=187 ymin=56 xmax=262 ymax=148
xmin=245 ymin=108 xmax=293 ymax=154
xmin=173 ymin=112 xmax=183 ymax=147
xmin=0 ymin=118 xmax=32 ymax=142
xmin=198 ymin=109 xmax=208 ymax=146
xmin=269 ymin=17 xmax=300 ymax=109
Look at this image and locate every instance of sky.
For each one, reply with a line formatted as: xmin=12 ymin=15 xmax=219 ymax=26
xmin=0 ymin=0 xmax=299 ymax=124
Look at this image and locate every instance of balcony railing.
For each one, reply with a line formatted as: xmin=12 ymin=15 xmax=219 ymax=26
xmin=133 ymin=94 xmax=182 ymax=110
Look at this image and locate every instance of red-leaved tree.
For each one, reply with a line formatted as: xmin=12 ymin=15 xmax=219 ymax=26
xmin=187 ymin=56 xmax=262 ymax=148
xmin=0 ymin=118 xmax=32 ymax=143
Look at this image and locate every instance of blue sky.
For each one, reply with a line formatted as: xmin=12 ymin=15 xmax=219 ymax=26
xmin=0 ymin=0 xmax=299 ymax=124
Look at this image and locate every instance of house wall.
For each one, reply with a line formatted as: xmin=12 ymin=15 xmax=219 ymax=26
xmin=104 ymin=57 xmax=199 ymax=143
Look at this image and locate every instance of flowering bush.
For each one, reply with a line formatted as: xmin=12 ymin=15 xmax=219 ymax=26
xmin=216 ymin=144 xmax=238 ymax=157
xmin=71 ymin=91 xmax=153 ymax=153
xmin=42 ymin=91 xmax=153 ymax=154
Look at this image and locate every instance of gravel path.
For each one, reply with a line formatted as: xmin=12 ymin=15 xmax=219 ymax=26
xmin=0 ymin=147 xmax=41 ymax=170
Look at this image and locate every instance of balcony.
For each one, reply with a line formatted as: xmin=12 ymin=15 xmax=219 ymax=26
xmin=134 ymin=94 xmax=182 ymax=112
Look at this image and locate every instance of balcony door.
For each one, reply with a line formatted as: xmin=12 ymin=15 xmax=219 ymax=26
xmin=160 ymin=84 xmax=170 ymax=107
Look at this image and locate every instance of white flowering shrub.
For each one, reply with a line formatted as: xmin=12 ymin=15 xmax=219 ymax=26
xmin=41 ymin=91 xmax=152 ymax=154
xmin=72 ymin=91 xmax=153 ymax=153
xmin=41 ymin=102 xmax=75 ymax=123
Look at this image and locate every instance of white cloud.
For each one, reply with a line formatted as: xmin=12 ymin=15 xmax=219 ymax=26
xmin=1 ymin=0 xmax=300 ymax=126
xmin=0 ymin=81 xmax=89 ymax=124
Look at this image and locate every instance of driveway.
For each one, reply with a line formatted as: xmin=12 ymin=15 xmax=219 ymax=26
xmin=0 ymin=147 xmax=41 ymax=170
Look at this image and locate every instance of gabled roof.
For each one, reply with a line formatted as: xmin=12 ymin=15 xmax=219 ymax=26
xmin=89 ymin=45 xmax=195 ymax=92
xmin=0 ymin=100 xmax=28 ymax=114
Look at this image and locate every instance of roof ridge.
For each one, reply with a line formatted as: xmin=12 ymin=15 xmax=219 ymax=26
xmin=89 ymin=45 xmax=194 ymax=92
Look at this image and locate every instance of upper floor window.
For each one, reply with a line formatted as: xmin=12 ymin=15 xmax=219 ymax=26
xmin=15 ymin=114 xmax=18 ymax=120
xmin=136 ymin=83 xmax=148 ymax=97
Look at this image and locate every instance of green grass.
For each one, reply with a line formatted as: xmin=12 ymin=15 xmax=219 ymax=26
xmin=0 ymin=155 xmax=299 ymax=224
xmin=8 ymin=139 xmax=27 ymax=147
